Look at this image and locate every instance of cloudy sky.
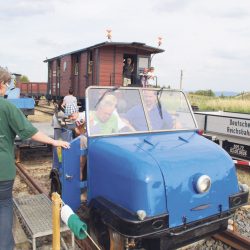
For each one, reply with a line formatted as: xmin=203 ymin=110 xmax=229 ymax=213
xmin=0 ymin=0 xmax=250 ymax=92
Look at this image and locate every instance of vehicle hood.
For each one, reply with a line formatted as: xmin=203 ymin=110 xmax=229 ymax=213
xmin=88 ymin=131 xmax=239 ymax=227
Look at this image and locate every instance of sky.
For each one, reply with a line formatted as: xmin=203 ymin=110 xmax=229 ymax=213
xmin=0 ymin=0 xmax=250 ymax=92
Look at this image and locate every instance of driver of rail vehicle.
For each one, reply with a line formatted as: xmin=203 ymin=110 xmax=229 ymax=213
xmin=0 ymin=66 xmax=70 ymax=250
xmin=89 ymin=94 xmax=134 ymax=135
xmin=125 ymin=90 xmax=175 ymax=131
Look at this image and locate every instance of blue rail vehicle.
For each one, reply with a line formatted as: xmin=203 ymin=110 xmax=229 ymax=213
xmin=51 ymin=87 xmax=249 ymax=250
xmin=5 ymin=74 xmax=35 ymax=115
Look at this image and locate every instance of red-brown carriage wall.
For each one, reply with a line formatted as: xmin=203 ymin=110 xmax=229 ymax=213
xmin=99 ymin=47 xmax=115 ymax=86
xmin=71 ymin=52 xmax=88 ymax=98
xmin=19 ymin=82 xmax=47 ymax=96
xmin=98 ymin=46 xmax=151 ymax=86
xmin=79 ymin=53 xmax=88 ymax=98
xmin=92 ymin=48 xmax=99 ymax=86
xmin=46 ymin=43 xmax=156 ymax=99
xmin=59 ymin=55 xmax=72 ymax=97
xmin=98 ymin=46 xmax=126 ymax=86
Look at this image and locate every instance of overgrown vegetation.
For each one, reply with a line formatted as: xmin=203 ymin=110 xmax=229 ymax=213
xmin=189 ymin=89 xmax=215 ymax=97
xmin=188 ymin=92 xmax=250 ymax=113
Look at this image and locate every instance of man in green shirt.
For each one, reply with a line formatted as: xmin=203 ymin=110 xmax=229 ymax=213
xmin=89 ymin=94 xmax=119 ymax=135
xmin=0 ymin=67 xmax=70 ymax=250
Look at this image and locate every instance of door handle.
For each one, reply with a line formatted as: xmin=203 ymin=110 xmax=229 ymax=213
xmin=65 ymin=174 xmax=73 ymax=180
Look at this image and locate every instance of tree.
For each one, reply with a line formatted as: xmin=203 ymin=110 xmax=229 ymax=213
xmin=194 ymin=89 xmax=215 ymax=97
xmin=20 ymin=75 xmax=30 ymax=82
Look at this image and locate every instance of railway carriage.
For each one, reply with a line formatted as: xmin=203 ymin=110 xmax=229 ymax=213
xmin=51 ymin=86 xmax=249 ymax=250
xmin=44 ymin=42 xmax=163 ymax=105
xmin=19 ymin=82 xmax=47 ymax=105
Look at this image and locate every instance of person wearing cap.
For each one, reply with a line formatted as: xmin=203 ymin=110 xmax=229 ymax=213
xmin=64 ymin=102 xmax=86 ymax=135
xmin=0 ymin=66 xmax=70 ymax=250
xmin=64 ymin=102 xmax=87 ymax=180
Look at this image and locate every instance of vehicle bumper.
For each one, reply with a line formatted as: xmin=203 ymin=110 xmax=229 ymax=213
xmin=90 ymin=193 xmax=248 ymax=249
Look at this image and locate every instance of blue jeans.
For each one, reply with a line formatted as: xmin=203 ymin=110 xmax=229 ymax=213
xmin=0 ymin=180 xmax=14 ymax=250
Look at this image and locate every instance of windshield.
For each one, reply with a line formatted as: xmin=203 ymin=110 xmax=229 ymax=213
xmin=86 ymin=87 xmax=197 ymax=136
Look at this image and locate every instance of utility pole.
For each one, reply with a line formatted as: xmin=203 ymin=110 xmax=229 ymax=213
xmin=179 ymin=69 xmax=183 ymax=90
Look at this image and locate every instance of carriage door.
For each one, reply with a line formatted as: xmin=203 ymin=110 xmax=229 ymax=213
xmin=123 ymin=54 xmax=137 ymax=85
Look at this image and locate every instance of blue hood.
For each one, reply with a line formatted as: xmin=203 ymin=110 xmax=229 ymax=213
xmin=137 ymin=131 xmax=239 ymax=227
xmin=88 ymin=131 xmax=239 ymax=227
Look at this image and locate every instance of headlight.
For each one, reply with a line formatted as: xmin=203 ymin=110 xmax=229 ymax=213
xmin=196 ymin=175 xmax=211 ymax=193
xmin=137 ymin=210 xmax=147 ymax=221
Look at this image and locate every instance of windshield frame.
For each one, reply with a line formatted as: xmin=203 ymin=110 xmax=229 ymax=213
xmin=85 ymin=86 xmax=198 ymax=137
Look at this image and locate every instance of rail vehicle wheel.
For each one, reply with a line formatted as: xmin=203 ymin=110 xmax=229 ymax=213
xmin=109 ymin=229 xmax=125 ymax=250
xmin=89 ymin=210 xmax=125 ymax=249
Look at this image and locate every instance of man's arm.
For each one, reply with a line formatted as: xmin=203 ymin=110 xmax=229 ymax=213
xmin=31 ymin=131 xmax=70 ymax=148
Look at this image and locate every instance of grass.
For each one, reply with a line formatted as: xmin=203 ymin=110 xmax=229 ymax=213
xmin=188 ymin=92 xmax=250 ymax=113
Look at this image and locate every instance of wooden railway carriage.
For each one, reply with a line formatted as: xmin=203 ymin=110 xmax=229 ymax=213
xmin=44 ymin=42 xmax=164 ymax=103
xmin=19 ymin=82 xmax=47 ymax=105
xmin=19 ymin=82 xmax=47 ymax=98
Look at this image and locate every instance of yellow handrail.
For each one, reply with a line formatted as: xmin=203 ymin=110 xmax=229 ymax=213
xmin=52 ymin=192 xmax=62 ymax=250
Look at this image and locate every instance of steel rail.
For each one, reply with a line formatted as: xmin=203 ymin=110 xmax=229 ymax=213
xmin=16 ymin=162 xmax=96 ymax=249
xmin=213 ymin=230 xmax=250 ymax=250
xmin=35 ymin=107 xmax=54 ymax=115
xmin=15 ymin=162 xmax=48 ymax=195
xmin=37 ymin=104 xmax=55 ymax=110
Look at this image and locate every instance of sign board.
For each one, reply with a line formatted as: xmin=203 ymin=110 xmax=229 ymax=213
xmin=222 ymin=141 xmax=250 ymax=161
xmin=206 ymin=116 xmax=250 ymax=140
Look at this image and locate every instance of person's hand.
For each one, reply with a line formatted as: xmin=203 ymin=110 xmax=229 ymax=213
xmin=53 ymin=140 xmax=70 ymax=149
xmin=75 ymin=125 xmax=85 ymax=136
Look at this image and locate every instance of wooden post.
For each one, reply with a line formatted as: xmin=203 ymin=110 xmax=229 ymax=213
xmin=52 ymin=192 xmax=61 ymax=250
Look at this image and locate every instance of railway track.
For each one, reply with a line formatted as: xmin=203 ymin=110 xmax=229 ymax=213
xmin=14 ymin=151 xmax=95 ymax=250
xmin=35 ymin=107 xmax=54 ymax=115
xmin=213 ymin=230 xmax=250 ymax=250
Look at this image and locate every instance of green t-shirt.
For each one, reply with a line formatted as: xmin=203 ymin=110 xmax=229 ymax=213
xmin=92 ymin=112 xmax=118 ymax=135
xmin=0 ymin=98 xmax=38 ymax=181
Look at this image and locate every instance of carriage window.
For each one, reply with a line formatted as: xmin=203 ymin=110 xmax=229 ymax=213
xmin=63 ymin=61 xmax=67 ymax=72
xmin=74 ymin=55 xmax=79 ymax=75
xmin=138 ymin=57 xmax=149 ymax=69
xmin=74 ymin=63 xmax=79 ymax=75
xmin=88 ymin=61 xmax=93 ymax=74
